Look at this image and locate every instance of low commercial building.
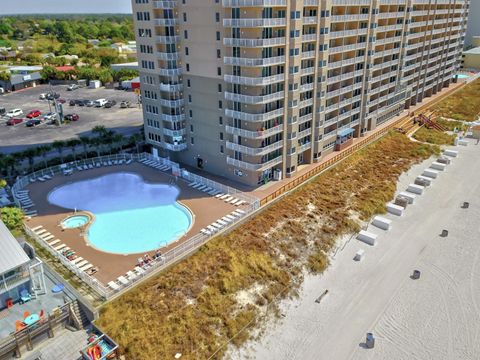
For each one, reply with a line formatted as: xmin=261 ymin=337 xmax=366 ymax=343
xmin=110 ymin=61 xmax=138 ymax=72
xmin=0 ymin=66 xmax=43 ymax=92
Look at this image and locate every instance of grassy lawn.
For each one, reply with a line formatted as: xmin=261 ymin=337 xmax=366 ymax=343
xmin=432 ymin=79 xmax=480 ymax=121
xmin=96 ymin=132 xmax=438 ymax=360
xmin=436 ymin=118 xmax=468 ymax=132
xmin=412 ymin=127 xmax=456 ymax=145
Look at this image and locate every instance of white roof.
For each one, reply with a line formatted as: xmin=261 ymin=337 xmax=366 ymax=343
xmin=8 ymin=65 xmax=43 ymax=72
xmin=0 ymin=220 xmax=30 ymax=274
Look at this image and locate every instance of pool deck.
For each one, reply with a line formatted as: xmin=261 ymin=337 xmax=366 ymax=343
xmin=24 ymin=163 xmax=245 ymax=284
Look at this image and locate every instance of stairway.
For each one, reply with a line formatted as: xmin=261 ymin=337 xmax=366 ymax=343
xmin=70 ymin=300 xmax=91 ymax=329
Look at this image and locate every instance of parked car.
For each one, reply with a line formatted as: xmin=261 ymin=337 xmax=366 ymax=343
xmin=120 ymin=101 xmax=132 ymax=108
xmin=6 ymin=118 xmax=23 ymax=126
xmin=6 ymin=109 xmax=23 ymax=118
xmin=94 ymin=98 xmax=108 ymax=107
xmin=69 ymin=100 xmax=76 ymax=106
xmin=46 ymin=92 xmax=60 ymax=100
xmin=57 ymin=98 xmax=66 ymax=104
xmin=64 ymin=113 xmax=80 ymax=121
xmin=67 ymin=84 xmax=79 ymax=91
xmin=26 ymin=119 xmax=42 ymax=127
xmin=85 ymin=100 xmax=95 ymax=107
xmin=39 ymin=93 xmax=47 ymax=100
xmin=0 ymin=87 xmax=4 ymax=94
xmin=43 ymin=112 xmax=57 ymax=121
xmin=77 ymin=99 xmax=86 ymax=107
xmin=26 ymin=110 xmax=42 ymax=119
xmin=104 ymin=100 xmax=117 ymax=108
xmin=0 ymin=107 xmax=6 ymax=116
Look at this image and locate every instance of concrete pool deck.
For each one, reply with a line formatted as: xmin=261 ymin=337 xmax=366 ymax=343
xmin=24 ymin=163 xmax=244 ymax=284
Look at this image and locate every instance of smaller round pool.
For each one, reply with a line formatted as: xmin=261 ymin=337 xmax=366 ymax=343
xmin=62 ymin=215 xmax=89 ymax=229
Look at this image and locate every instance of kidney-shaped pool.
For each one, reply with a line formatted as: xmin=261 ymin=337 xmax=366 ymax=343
xmin=48 ymin=172 xmax=193 ymax=254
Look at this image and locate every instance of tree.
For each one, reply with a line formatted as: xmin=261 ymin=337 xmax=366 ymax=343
xmin=79 ymin=136 xmax=91 ymax=159
xmin=129 ymin=133 xmax=143 ymax=154
xmin=22 ymin=148 xmax=38 ymax=172
xmin=52 ymin=140 xmax=65 ymax=163
xmin=0 ymin=179 xmax=6 ymax=188
xmin=40 ymin=65 xmax=58 ymax=81
xmin=66 ymin=138 xmax=81 ymax=160
xmin=0 ymin=207 xmax=24 ymax=232
xmin=38 ymin=145 xmax=52 ymax=168
xmin=0 ymin=71 xmax=10 ymax=82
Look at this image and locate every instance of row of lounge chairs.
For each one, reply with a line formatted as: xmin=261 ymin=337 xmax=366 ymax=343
xmin=139 ymin=158 xmax=172 ymax=172
xmin=14 ymin=189 xmax=38 ymax=216
xmin=107 ymin=265 xmax=147 ymax=291
xmin=29 ymin=173 xmax=53 ymax=183
xmin=187 ymin=181 xmax=247 ymax=206
xmin=31 ymin=225 xmax=97 ymax=275
xmin=69 ymin=158 xmax=132 ymax=174
xmin=200 ymin=209 xmax=246 ymax=236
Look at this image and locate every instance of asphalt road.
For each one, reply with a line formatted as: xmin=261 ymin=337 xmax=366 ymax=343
xmin=0 ymin=84 xmax=143 ymax=154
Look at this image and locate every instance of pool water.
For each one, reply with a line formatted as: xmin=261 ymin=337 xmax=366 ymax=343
xmin=48 ymin=173 xmax=192 ymax=254
xmin=456 ymin=74 xmax=469 ymax=79
xmin=62 ymin=215 xmax=89 ymax=228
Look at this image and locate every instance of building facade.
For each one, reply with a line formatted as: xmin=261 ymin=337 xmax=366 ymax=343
xmin=132 ymin=0 xmax=469 ymax=186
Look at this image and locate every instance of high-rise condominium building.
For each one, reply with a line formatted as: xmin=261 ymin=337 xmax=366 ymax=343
xmin=133 ymin=0 xmax=469 ymax=186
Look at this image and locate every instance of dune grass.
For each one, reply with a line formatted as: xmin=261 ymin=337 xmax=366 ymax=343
xmin=96 ymin=132 xmax=438 ymax=360
xmin=436 ymin=118 xmax=468 ymax=132
xmin=412 ymin=126 xmax=456 ymax=146
xmin=432 ymin=79 xmax=480 ymax=121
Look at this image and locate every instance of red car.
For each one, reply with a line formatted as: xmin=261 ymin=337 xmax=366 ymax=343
xmin=64 ymin=113 xmax=80 ymax=121
xmin=26 ymin=110 xmax=42 ymax=119
xmin=6 ymin=118 xmax=23 ymax=126
xmin=57 ymin=99 xmax=66 ymax=104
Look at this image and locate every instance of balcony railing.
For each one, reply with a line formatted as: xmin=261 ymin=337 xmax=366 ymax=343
xmin=224 ymin=73 xmax=285 ymax=86
xmin=156 ymin=35 xmax=181 ymax=44
xmin=226 ymin=155 xmax=283 ymax=171
xmin=223 ymin=37 xmax=286 ymax=47
xmin=225 ymin=124 xmax=284 ymax=139
xmin=153 ymin=1 xmax=177 ymax=9
xmin=226 ymin=140 xmax=283 ymax=156
xmin=224 ymin=91 xmax=285 ymax=104
xmin=163 ymin=128 xmax=186 ymax=137
xmin=159 ymin=83 xmax=183 ymax=92
xmin=225 ymin=107 xmax=284 ymax=122
xmin=222 ymin=0 xmax=287 ymax=6
xmin=224 ymin=55 xmax=285 ymax=67
xmin=223 ymin=18 xmax=286 ymax=27
xmin=154 ymin=18 xmax=179 ymax=26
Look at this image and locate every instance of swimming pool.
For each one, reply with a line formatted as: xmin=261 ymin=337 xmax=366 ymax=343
xmin=48 ymin=173 xmax=192 ymax=254
xmin=456 ymin=74 xmax=470 ymax=79
xmin=62 ymin=215 xmax=89 ymax=229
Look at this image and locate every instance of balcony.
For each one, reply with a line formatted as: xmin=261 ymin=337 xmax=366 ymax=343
xmin=301 ymin=50 xmax=316 ymax=59
xmin=223 ymin=37 xmax=286 ymax=47
xmin=162 ymin=142 xmax=188 ymax=151
xmin=303 ymin=17 xmax=317 ymax=25
xmin=332 ymin=0 xmax=370 ymax=4
xmin=223 ymin=18 xmax=286 ymax=28
xmin=222 ymin=0 xmax=287 ymax=6
xmin=224 ymin=91 xmax=285 ymax=104
xmin=224 ymin=73 xmax=285 ymax=86
xmin=298 ymin=127 xmax=312 ymax=139
xmin=158 ymin=98 xmax=184 ymax=108
xmin=224 ymin=55 xmax=285 ymax=67
xmin=153 ymin=1 xmax=177 ymax=9
xmin=226 ymin=155 xmax=283 ymax=171
xmin=225 ymin=107 xmax=284 ymax=122
xmin=330 ymin=28 xmax=368 ymax=40
xmin=156 ymin=35 xmax=181 ymax=44
xmin=226 ymin=140 xmax=283 ymax=156
xmin=163 ymin=128 xmax=186 ymax=137
xmin=158 ymin=68 xmax=183 ymax=76
xmin=225 ymin=124 xmax=284 ymax=139
xmin=159 ymin=113 xmax=186 ymax=122
xmin=376 ymin=24 xmax=404 ymax=32
xmin=156 ymin=51 xmax=181 ymax=60
xmin=329 ymin=42 xmax=366 ymax=54
xmin=154 ymin=18 xmax=179 ymax=26
xmin=159 ymin=83 xmax=183 ymax=92
xmin=302 ymin=33 xmax=317 ymax=42
xmin=377 ymin=12 xmax=405 ymax=19
xmin=301 ymin=67 xmax=315 ymax=75
xmin=330 ymin=14 xmax=370 ymax=22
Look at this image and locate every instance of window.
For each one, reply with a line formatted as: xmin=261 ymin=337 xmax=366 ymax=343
xmin=184 ymin=30 xmax=188 ymax=39
xmin=189 ymin=110 xmax=193 ymax=118
xmin=218 ymin=84 xmax=222 ymax=92
xmin=217 ymin=67 xmax=222 ymax=76
xmin=191 ymin=137 xmax=194 ymax=144
xmin=220 ymin=145 xmax=224 ymax=153
xmin=217 ymin=49 xmax=221 ymax=58
xmin=219 ymin=132 xmax=224 ymax=140
xmin=216 ymin=31 xmax=221 ymax=41
xmin=186 ymin=63 xmax=190 ymax=71
xmin=219 ymin=116 xmax=223 ymax=125
xmin=187 ymin=79 xmax=191 ymax=87
xmin=218 ymin=101 xmax=223 ymax=109
xmin=183 ymin=13 xmax=187 ymax=22
xmin=190 ymin=124 xmax=194 ymax=132
xmin=185 ymin=47 xmax=189 ymax=56
xmin=188 ymin=94 xmax=192 ymax=103
xmin=215 ymin=12 xmax=220 ymax=22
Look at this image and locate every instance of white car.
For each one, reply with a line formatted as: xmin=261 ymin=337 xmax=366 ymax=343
xmin=67 ymin=84 xmax=79 ymax=91
xmin=94 ymin=99 xmax=108 ymax=107
xmin=39 ymin=93 xmax=46 ymax=100
xmin=6 ymin=108 xmax=23 ymax=118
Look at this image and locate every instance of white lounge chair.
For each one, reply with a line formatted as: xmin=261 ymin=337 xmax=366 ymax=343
xmin=224 ymin=196 xmax=234 ymax=202
xmin=82 ymin=165 xmax=88 ymax=170
xmin=211 ymin=222 xmax=223 ymax=229
xmin=43 ymin=235 xmax=55 ymax=242
xmin=207 ymin=225 xmax=217 ymax=232
xmin=225 ymin=214 xmax=236 ymax=221
xmin=76 ymin=260 xmax=88 ymax=268
xmin=117 ymin=276 xmax=129 ymax=285
xmin=54 ymin=244 xmax=66 ymax=251
xmin=126 ymin=159 xmax=132 ymax=165
xmin=96 ymin=162 xmax=101 ymax=167
xmin=217 ymin=219 xmax=228 ymax=226
xmin=189 ymin=182 xmax=197 ymax=187
xmin=126 ymin=270 xmax=138 ymax=280
xmin=48 ymin=239 xmax=61 ymax=246
xmin=236 ymin=209 xmax=246 ymax=214
xmin=220 ymin=194 xmax=230 ymax=200
xmin=203 ymin=187 xmax=212 ymax=193
xmin=200 ymin=228 xmax=212 ymax=236
xmin=88 ymin=164 xmax=94 ymax=169
xmin=108 ymin=281 xmax=120 ymax=291
xmin=71 ymin=257 xmax=84 ymax=265
xmin=31 ymin=225 xmax=43 ymax=232
xmin=192 ymin=183 xmax=203 ymax=189
xmin=221 ymin=217 xmax=233 ymax=223
xmin=39 ymin=232 xmax=52 ymax=239
xmin=80 ymin=263 xmax=93 ymax=272
xmin=215 ymin=193 xmax=225 ymax=198
xmin=35 ymin=229 xmax=47 ymax=235
xmin=43 ymin=175 xmax=52 ymax=180
xmin=134 ymin=266 xmax=146 ymax=275
xmin=197 ymin=185 xmax=207 ymax=191
xmin=38 ymin=177 xmax=45 ymax=182
xmin=229 ymin=198 xmax=239 ymax=204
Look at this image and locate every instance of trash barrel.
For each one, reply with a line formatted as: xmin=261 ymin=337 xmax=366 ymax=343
xmin=412 ymin=270 xmax=421 ymax=279
xmin=366 ymin=332 xmax=375 ymax=349
xmin=441 ymin=230 xmax=449 ymax=237
xmin=463 ymin=202 xmax=469 ymax=209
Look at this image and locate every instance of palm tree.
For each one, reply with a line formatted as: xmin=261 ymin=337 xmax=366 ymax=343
xmin=66 ymin=138 xmax=81 ymax=161
xmin=129 ymin=133 xmax=143 ymax=154
xmin=92 ymin=125 xmax=108 ymax=138
xmin=52 ymin=140 xmax=66 ymax=163
xmin=38 ymin=145 xmax=52 ymax=168
xmin=79 ymin=136 xmax=91 ymax=159
xmin=22 ymin=148 xmax=38 ymax=172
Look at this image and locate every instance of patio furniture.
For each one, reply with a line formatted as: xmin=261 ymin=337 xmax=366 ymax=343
xmin=15 ymin=320 xmax=26 ymax=332
xmin=6 ymin=298 xmax=13 ymax=309
xmin=108 ymin=281 xmax=120 ymax=291
xmin=117 ymin=276 xmax=129 ymax=285
xmin=24 ymin=313 xmax=40 ymax=326
xmin=52 ymin=283 xmax=65 ymax=293
xmin=23 ymin=311 xmax=30 ymax=319
xmin=20 ymin=289 xmax=32 ymax=304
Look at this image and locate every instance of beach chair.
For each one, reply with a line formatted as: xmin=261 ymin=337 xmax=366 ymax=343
xmin=31 ymin=225 xmax=43 ymax=232
xmin=220 ymin=194 xmax=230 ymax=200
xmin=188 ymin=182 xmax=197 ymax=187
xmin=134 ymin=266 xmax=146 ymax=275
xmin=96 ymin=162 xmax=101 ymax=167
xmin=200 ymin=228 xmax=212 ymax=236
xmin=71 ymin=257 xmax=84 ymax=265
xmin=25 ymin=211 xmax=38 ymax=216
xmin=215 ymin=193 xmax=225 ymax=198
xmin=29 ymin=178 xmax=36 ymax=183
xmin=38 ymin=177 xmax=45 ymax=182
xmin=236 ymin=200 xmax=246 ymax=206
xmin=217 ymin=219 xmax=228 ymax=226
xmin=203 ymin=187 xmax=212 ymax=193
xmin=126 ymin=271 xmax=138 ymax=280
xmin=221 ymin=217 xmax=233 ymax=223
xmin=80 ymin=263 xmax=93 ymax=272
xmin=126 ymin=159 xmax=132 ymax=165
xmin=88 ymin=164 xmax=94 ymax=169
xmin=229 ymin=198 xmax=239 ymax=204
xmin=43 ymin=175 xmax=52 ymax=180
xmin=207 ymin=225 xmax=217 ymax=233
xmin=39 ymin=232 xmax=52 ymax=239
xmin=228 ymin=212 xmax=240 ymax=219
xmin=236 ymin=209 xmax=246 ymax=214
xmin=54 ymin=244 xmax=66 ymax=251
xmin=76 ymin=166 xmax=83 ymax=171
xmin=76 ymin=260 xmax=88 ymax=268
xmin=35 ymin=229 xmax=47 ymax=235
xmin=47 ymin=239 xmax=60 ymax=246
xmin=197 ymin=185 xmax=207 ymax=191
xmin=117 ymin=276 xmax=129 ymax=285
xmin=108 ymin=281 xmax=120 ymax=291
xmin=211 ymin=222 xmax=223 ymax=230
xmin=86 ymin=267 xmax=98 ymax=275
xmin=43 ymin=235 xmax=55 ymax=242
xmin=192 ymin=183 xmax=203 ymax=189
xmin=224 ymin=196 xmax=234 ymax=202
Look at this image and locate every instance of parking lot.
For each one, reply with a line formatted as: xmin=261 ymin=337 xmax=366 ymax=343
xmin=0 ymin=85 xmax=143 ymax=154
